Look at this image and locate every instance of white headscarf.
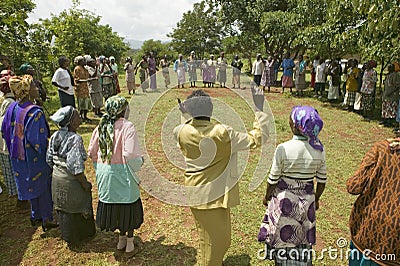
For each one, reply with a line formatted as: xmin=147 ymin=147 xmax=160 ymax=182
xmin=50 ymin=106 xmax=74 ymax=128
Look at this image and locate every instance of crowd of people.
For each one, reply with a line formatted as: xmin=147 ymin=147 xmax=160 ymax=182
xmin=0 ymin=51 xmax=399 ymax=265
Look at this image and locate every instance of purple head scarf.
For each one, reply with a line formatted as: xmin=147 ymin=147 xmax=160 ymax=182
xmin=291 ymin=106 xmax=324 ymax=151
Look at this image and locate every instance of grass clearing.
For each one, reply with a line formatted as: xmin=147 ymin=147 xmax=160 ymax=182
xmin=0 ymin=73 xmax=395 ymax=265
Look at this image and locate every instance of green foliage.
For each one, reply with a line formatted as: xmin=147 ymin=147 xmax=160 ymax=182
xmin=167 ymin=1 xmax=225 ymax=59
xmin=0 ymin=0 xmax=36 ymax=68
xmin=134 ymin=39 xmax=172 ymax=62
xmin=41 ymin=8 xmax=129 ymax=64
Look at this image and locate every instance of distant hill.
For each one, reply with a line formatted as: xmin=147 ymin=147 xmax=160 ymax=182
xmin=125 ymin=39 xmax=144 ymax=49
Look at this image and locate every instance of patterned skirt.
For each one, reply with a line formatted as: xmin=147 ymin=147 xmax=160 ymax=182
xmin=0 ymin=153 xmax=17 ymax=196
xmin=361 ymin=94 xmax=374 ymax=112
xmin=344 ymin=91 xmax=356 ymax=106
xmin=258 ymin=178 xmax=315 ymax=265
xmin=382 ymin=100 xmax=398 ymax=119
xmin=282 ymin=76 xmax=293 ymax=88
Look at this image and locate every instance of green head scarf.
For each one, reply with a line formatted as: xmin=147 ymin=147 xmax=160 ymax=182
xmin=98 ymin=95 xmax=129 ymax=162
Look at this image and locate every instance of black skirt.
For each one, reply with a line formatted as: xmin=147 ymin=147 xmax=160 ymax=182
xmin=57 ymin=210 xmax=96 ymax=245
xmin=96 ymin=198 xmax=144 ymax=234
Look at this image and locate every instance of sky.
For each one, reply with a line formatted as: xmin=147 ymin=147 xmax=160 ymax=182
xmin=28 ymin=0 xmax=200 ymax=41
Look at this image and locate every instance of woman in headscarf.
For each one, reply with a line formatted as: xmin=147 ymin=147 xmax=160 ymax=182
xmin=258 ymin=106 xmax=327 ymax=265
xmin=47 ymin=106 xmax=95 ymax=246
xmin=360 ymin=60 xmax=378 ymax=120
xmin=381 ymin=64 xmax=400 ymax=128
xmin=19 ymin=63 xmax=47 ymax=106
xmin=2 ymin=75 xmax=58 ymax=231
xmin=88 ymin=95 xmax=144 ymax=257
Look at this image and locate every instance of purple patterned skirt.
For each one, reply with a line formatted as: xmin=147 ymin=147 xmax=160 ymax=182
xmin=258 ymin=178 xmax=316 ymax=248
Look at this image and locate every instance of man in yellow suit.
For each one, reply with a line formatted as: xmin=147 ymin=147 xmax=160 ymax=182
xmin=174 ymin=89 xmax=270 ymax=265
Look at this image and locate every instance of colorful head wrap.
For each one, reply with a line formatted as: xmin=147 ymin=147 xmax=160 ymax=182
xmin=50 ymin=105 xmax=75 ymax=128
xmin=19 ymin=63 xmax=33 ymax=74
xmin=0 ymin=75 xmax=11 ymax=94
xmin=98 ymin=95 xmax=129 ymax=162
xmin=9 ymin=75 xmax=33 ymax=101
xmin=291 ymin=106 xmax=324 ymax=151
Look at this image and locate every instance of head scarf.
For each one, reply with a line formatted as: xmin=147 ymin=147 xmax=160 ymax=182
xmin=74 ymin=56 xmax=85 ymax=65
xmin=19 ymin=63 xmax=33 ymax=74
xmin=98 ymin=95 xmax=128 ymax=162
xmin=0 ymin=75 xmax=11 ymax=94
xmin=9 ymin=75 xmax=33 ymax=101
xmin=368 ymin=60 xmax=377 ymax=68
xmin=50 ymin=106 xmax=75 ymax=128
xmin=291 ymin=106 xmax=324 ymax=151
xmin=0 ymin=69 xmax=13 ymax=77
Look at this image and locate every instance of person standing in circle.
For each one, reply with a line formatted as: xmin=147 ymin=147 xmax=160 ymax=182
xmin=159 ymin=55 xmax=171 ymax=89
xmin=258 ymin=106 xmax=327 ymax=265
xmin=52 ymin=56 xmax=75 ymax=108
xmin=231 ymin=55 xmax=243 ymax=89
xmin=187 ymin=51 xmax=198 ymax=88
xmin=124 ymin=57 xmax=136 ymax=94
xmin=88 ymin=95 xmax=144 ymax=257
xmin=2 ymin=75 xmax=58 ymax=231
xmin=47 ymin=106 xmax=95 ymax=246
xmin=174 ymin=89 xmax=270 ymax=265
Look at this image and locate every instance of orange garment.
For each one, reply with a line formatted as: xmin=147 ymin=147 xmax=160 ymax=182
xmin=346 ymin=139 xmax=400 ymax=266
xmin=73 ymin=65 xmax=90 ymax=99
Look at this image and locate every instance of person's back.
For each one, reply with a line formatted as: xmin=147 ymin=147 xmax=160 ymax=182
xmin=347 ymin=138 xmax=400 ymax=265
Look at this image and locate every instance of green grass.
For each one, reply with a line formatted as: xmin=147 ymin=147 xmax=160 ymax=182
xmin=0 ymin=72 xmax=396 ymax=265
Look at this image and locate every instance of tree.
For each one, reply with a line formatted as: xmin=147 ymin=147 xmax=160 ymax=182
xmin=352 ymin=0 xmax=400 ymax=89
xmin=136 ymin=39 xmax=171 ymax=62
xmin=167 ymin=1 xmax=225 ymax=58
xmin=0 ymin=0 xmax=36 ymax=69
xmin=41 ymin=8 xmax=129 ymax=62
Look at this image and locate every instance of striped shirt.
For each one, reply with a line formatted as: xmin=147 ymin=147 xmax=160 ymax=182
xmin=268 ymin=135 xmax=327 ymax=184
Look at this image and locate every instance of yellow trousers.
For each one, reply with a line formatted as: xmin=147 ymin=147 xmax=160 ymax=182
xmin=191 ymin=207 xmax=231 ymax=266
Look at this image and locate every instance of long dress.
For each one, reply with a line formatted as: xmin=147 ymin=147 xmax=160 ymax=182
xmin=148 ymin=57 xmax=157 ymax=90
xmin=2 ymin=101 xmax=53 ymax=223
xmin=207 ymin=59 xmax=217 ymax=84
xmin=138 ymin=60 xmax=149 ymax=91
xmin=360 ymin=69 xmax=377 ymax=113
xmin=47 ymin=129 xmax=95 ymax=245
xmin=261 ymin=60 xmax=275 ymax=87
xmin=382 ymin=72 xmax=400 ymax=119
xmin=294 ymin=60 xmax=307 ymax=90
xmin=187 ymin=56 xmax=198 ymax=82
xmin=124 ymin=63 xmax=136 ymax=92
xmin=174 ymin=59 xmax=188 ymax=86
xmin=327 ymin=65 xmax=340 ymax=100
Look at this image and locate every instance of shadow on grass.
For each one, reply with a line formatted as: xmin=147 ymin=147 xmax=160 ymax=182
xmin=0 ymin=191 xmax=35 ymax=265
xmin=72 ymin=233 xmax=197 ymax=265
xmin=224 ymin=254 xmax=251 ymax=265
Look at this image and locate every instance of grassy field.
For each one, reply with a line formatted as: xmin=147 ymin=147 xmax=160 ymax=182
xmin=0 ymin=70 xmax=395 ymax=266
